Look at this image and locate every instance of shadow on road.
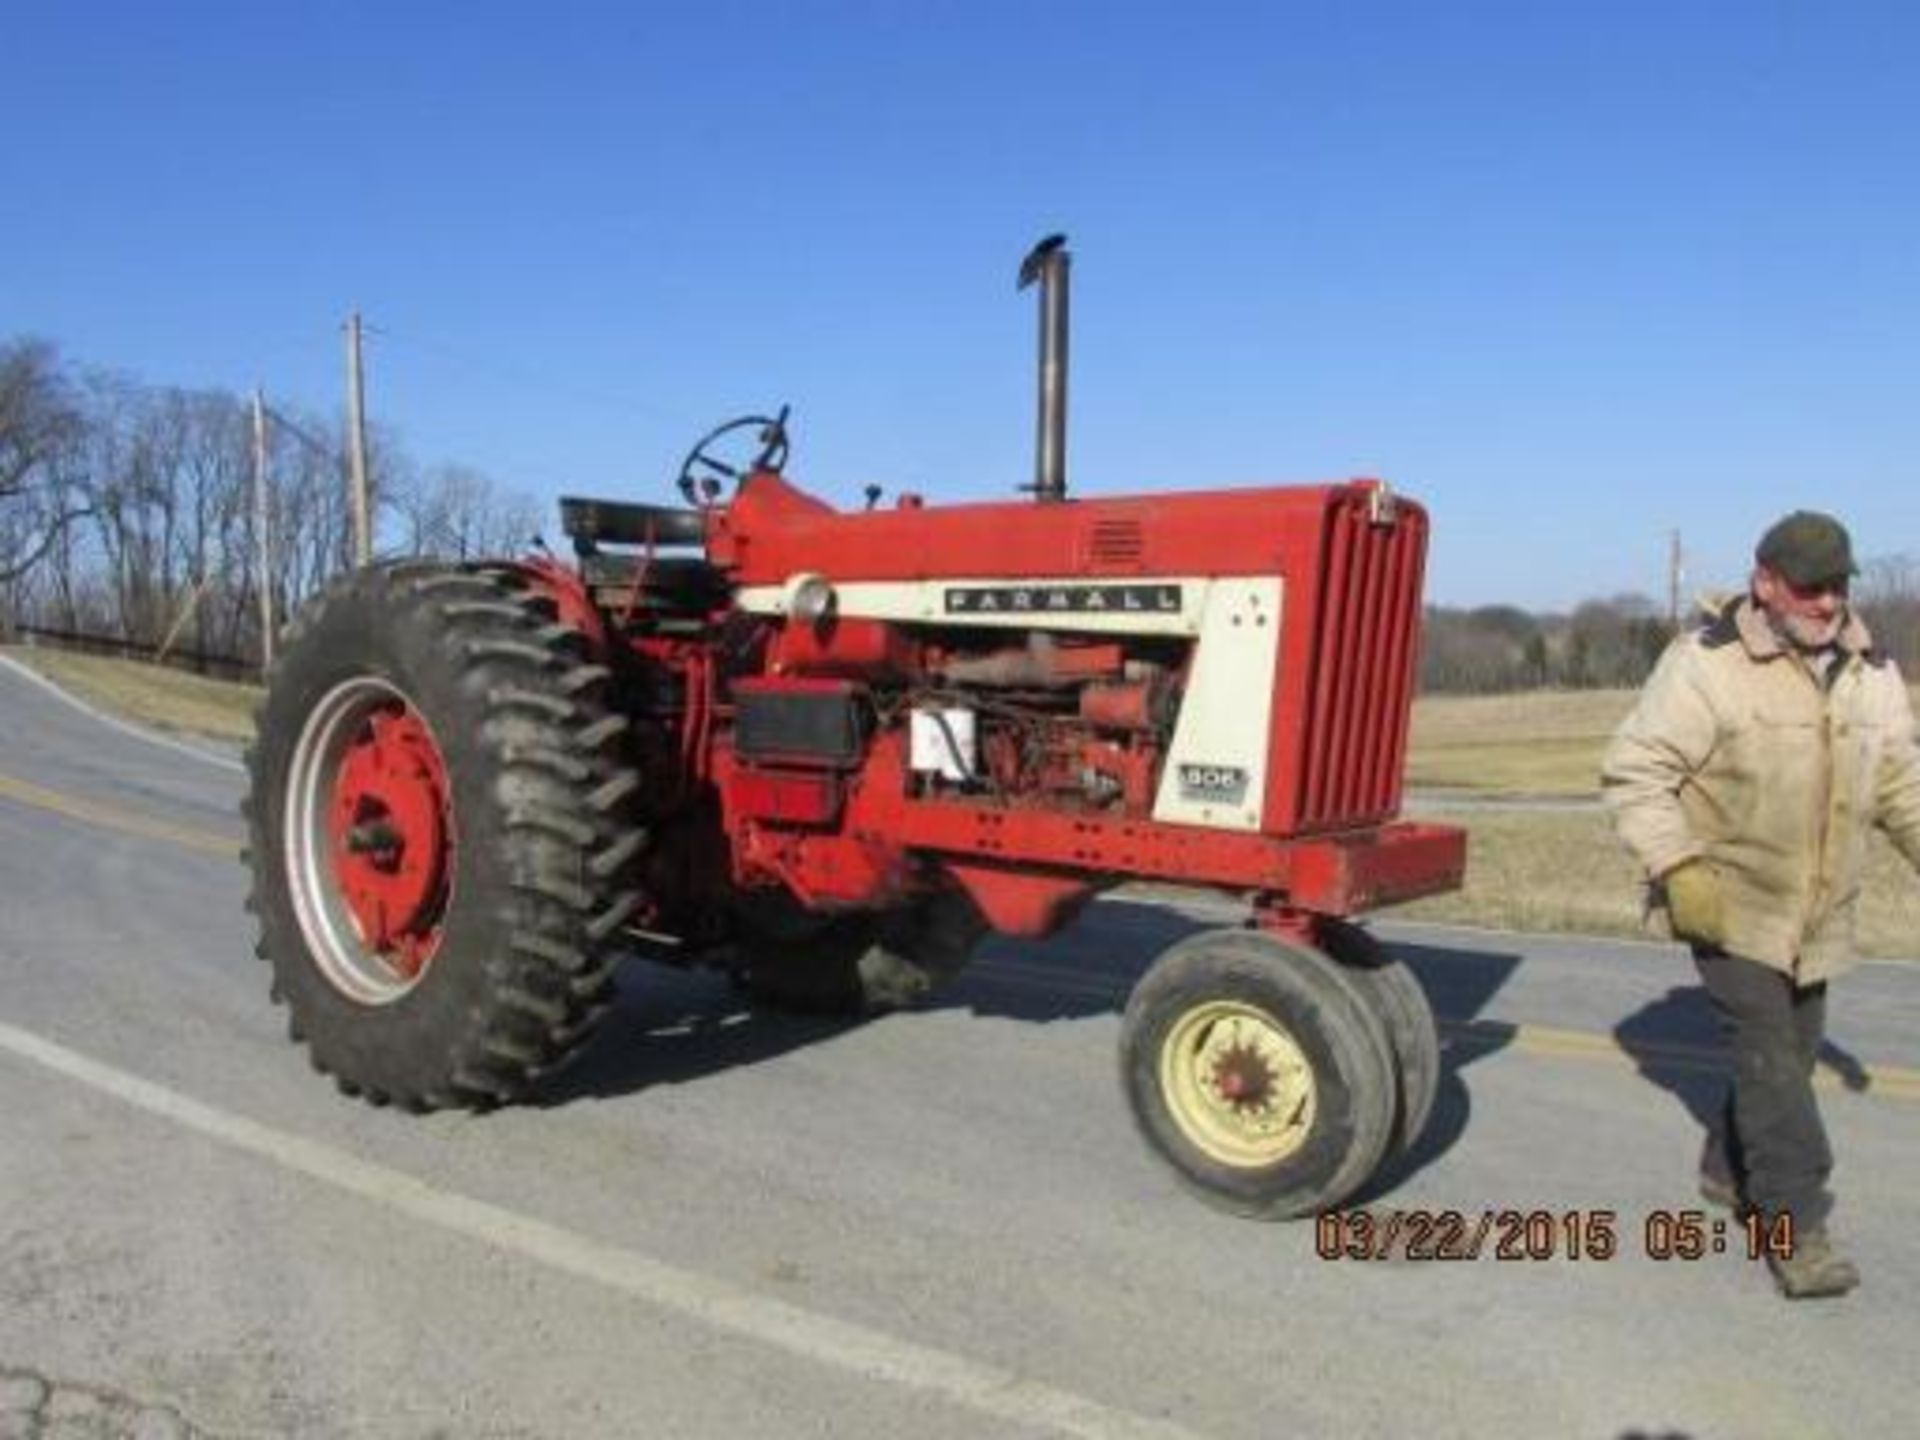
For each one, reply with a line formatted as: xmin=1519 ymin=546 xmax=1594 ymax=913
xmin=539 ymin=902 xmax=1532 ymax=1200
xmin=532 ymin=962 xmax=860 ymax=1107
xmin=1612 ymin=983 xmax=1877 ymax=1152
xmin=1351 ymin=936 xmax=1524 ymax=1201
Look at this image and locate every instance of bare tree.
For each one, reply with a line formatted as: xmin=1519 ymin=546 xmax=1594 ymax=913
xmin=1858 ymin=553 xmax=1919 ymax=674
xmin=0 ymin=339 xmax=92 ymax=589
xmin=392 ymin=461 xmax=539 ymax=561
xmin=4 ymin=333 xmax=545 ymax=660
xmin=162 ymin=389 xmax=251 ymax=656
xmin=269 ymin=404 xmax=349 ymax=621
xmin=1561 ymin=594 xmax=1670 ymax=689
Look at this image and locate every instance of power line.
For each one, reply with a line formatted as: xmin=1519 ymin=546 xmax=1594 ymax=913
xmin=363 ymin=322 xmax=680 ymax=426
xmin=260 ymin=404 xmax=340 ymax=463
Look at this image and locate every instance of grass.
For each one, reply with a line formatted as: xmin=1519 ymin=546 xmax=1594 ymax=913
xmin=1 ymin=644 xmax=260 ymax=742
xmin=1407 ymin=689 xmax=1637 ymax=796
xmin=1384 ymin=809 xmax=1920 ymax=960
xmin=1407 ymin=685 xmax=1920 ymax=798
xmin=2 ymin=645 xmax=1914 ymax=956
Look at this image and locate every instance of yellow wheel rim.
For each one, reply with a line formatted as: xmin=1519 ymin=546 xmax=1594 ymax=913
xmin=1159 ymin=1000 xmax=1316 ymax=1167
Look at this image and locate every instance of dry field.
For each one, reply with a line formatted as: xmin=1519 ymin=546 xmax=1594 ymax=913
xmin=1400 ymin=687 xmax=1919 ymax=958
xmin=1387 ymin=807 xmax=1919 ymax=960
xmin=1409 ymin=684 xmax=1920 ymax=796
xmin=2 ymin=644 xmax=259 ymax=741
xmin=4 ymin=645 xmax=1915 ymax=957
xmin=1407 ymin=688 xmax=1638 ymax=795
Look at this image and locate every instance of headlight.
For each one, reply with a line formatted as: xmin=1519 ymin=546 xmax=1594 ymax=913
xmin=783 ymin=572 xmax=835 ymax=624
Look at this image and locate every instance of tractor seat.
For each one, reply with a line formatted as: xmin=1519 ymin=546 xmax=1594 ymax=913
xmin=559 ymin=495 xmax=707 ymax=551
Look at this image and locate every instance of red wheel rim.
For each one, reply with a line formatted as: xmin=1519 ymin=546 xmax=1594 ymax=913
xmin=285 ymin=677 xmax=459 ymax=1005
xmin=325 ymin=702 xmax=453 ymax=979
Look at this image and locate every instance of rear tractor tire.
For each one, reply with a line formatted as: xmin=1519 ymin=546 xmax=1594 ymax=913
xmin=1120 ymin=928 xmax=1397 ymax=1219
xmin=736 ymin=889 xmax=986 ymax=1017
xmin=243 ymin=561 xmax=647 ymax=1109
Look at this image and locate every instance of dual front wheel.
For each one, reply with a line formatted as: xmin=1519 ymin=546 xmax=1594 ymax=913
xmin=1121 ymin=923 xmax=1439 ymax=1219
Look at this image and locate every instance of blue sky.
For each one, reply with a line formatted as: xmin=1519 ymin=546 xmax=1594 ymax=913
xmin=4 ymin=1 xmax=1913 ymax=608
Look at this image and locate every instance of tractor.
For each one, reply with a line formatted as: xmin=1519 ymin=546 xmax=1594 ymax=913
xmin=243 ymin=238 xmax=1466 ymax=1219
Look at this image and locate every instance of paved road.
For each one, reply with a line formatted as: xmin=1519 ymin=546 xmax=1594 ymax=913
xmin=1 ymin=657 xmax=1917 ymax=1440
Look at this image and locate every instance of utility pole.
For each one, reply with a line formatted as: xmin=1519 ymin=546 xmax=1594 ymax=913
xmin=345 ymin=311 xmax=372 ymax=566
xmin=252 ymin=387 xmax=274 ymax=670
xmin=1668 ymin=528 xmax=1684 ymax=632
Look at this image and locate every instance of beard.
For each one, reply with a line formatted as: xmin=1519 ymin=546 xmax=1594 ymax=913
xmin=1774 ymin=607 xmax=1846 ymax=651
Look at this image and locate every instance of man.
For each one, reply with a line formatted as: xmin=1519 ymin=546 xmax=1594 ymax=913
xmin=1602 ymin=510 xmax=1920 ymax=1299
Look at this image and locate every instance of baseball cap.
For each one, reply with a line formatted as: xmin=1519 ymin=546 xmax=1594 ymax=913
xmin=1756 ymin=511 xmax=1857 ymax=587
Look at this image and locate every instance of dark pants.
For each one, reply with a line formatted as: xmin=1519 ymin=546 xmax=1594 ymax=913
xmin=1694 ymin=947 xmax=1833 ymax=1232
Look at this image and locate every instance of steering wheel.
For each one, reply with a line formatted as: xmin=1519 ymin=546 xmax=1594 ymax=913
xmin=675 ymin=406 xmax=791 ymax=507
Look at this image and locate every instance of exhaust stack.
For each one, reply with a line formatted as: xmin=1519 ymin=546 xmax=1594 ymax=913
xmin=1018 ymin=234 xmax=1070 ymax=503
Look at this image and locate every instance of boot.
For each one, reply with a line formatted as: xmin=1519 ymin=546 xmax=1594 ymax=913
xmin=1697 ymin=1133 xmax=1745 ymax=1213
xmin=1768 ymin=1230 xmax=1860 ymax=1300
xmin=1698 ymin=1170 xmax=1743 ymax=1212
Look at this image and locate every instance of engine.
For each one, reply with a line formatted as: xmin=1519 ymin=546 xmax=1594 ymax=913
xmin=757 ymin=626 xmax=1178 ymax=815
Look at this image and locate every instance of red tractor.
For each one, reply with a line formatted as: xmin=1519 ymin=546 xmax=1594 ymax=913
xmin=244 ymin=239 xmax=1465 ymax=1219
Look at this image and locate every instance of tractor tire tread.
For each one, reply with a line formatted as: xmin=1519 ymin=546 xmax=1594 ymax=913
xmin=487 ymin=688 xmax=581 ymax=723
xmin=588 ymin=829 xmax=647 ymax=878
xmin=573 ymin=715 xmax=631 ymax=750
xmin=502 ymin=803 xmax=599 ymax=848
xmin=499 ymin=744 xmax=593 ymax=784
xmin=463 ymin=637 xmax=562 ymax=670
xmin=586 ymin=770 xmax=641 ymax=813
xmin=557 ymin=664 xmax=613 ymax=695
xmin=440 ymin=600 xmax=533 ymax=623
xmin=243 ymin=560 xmax=647 ymax=1113
xmin=583 ymin=890 xmax=642 ymax=942
xmin=1318 ymin=919 xmax=1442 ymax=1157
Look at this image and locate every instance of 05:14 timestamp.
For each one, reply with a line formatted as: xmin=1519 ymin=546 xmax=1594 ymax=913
xmin=1644 ymin=1207 xmax=1796 ymax=1262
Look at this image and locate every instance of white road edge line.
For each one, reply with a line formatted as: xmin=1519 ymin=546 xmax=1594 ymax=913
xmin=0 ymin=1017 xmax=1204 ymax=1440
xmin=0 ymin=655 xmax=245 ymax=774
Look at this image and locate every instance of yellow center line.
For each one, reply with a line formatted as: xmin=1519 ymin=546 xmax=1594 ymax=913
xmin=976 ymin=958 xmax=1920 ymax=1101
xmin=1443 ymin=1017 xmax=1920 ymax=1099
xmin=0 ymin=770 xmax=241 ymax=858
xmin=5 ymin=769 xmax=1917 ymax=1102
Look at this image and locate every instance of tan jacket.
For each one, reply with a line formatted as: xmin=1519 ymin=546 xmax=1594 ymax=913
xmin=1601 ymin=596 xmax=1920 ymax=981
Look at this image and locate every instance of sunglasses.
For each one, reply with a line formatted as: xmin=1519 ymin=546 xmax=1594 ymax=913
xmin=1782 ymin=576 xmax=1850 ymax=602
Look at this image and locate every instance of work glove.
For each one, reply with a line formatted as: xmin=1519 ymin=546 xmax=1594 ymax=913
xmin=1662 ymin=859 xmax=1725 ymax=947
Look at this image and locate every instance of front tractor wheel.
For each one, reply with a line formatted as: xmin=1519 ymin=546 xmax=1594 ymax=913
xmin=244 ymin=562 xmax=646 ymax=1109
xmin=1319 ymin=918 xmax=1441 ymax=1157
xmin=1120 ymin=929 xmax=1396 ymax=1219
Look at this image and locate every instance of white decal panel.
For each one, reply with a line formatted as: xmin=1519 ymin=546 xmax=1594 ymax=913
xmin=736 ymin=578 xmax=1208 ymax=636
xmin=1152 ymin=578 xmax=1283 ymax=832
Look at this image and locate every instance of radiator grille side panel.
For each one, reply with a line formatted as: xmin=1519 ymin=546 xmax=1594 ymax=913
xmin=1295 ymin=495 xmax=1427 ymax=832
